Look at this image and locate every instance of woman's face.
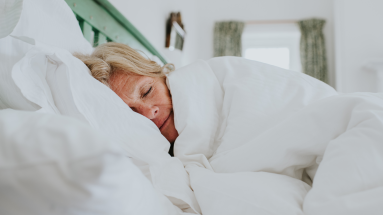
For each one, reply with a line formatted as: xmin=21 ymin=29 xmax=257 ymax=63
xmin=109 ymin=72 xmax=179 ymax=143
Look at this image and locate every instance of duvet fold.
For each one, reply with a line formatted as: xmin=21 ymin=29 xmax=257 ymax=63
xmin=168 ymin=57 xmax=383 ymax=215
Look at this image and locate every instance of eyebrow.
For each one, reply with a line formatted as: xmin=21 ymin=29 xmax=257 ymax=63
xmin=123 ymin=76 xmax=150 ymax=99
xmin=110 ymin=73 xmax=154 ymax=101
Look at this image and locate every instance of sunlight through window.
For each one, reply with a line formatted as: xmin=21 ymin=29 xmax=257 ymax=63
xmin=241 ymin=23 xmax=301 ymax=72
xmin=244 ymin=47 xmax=290 ymax=70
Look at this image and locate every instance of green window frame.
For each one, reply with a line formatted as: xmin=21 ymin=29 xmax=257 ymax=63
xmin=65 ymin=0 xmax=167 ymax=64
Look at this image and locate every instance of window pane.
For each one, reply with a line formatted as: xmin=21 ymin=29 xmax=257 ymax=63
xmin=244 ymin=47 xmax=290 ymax=70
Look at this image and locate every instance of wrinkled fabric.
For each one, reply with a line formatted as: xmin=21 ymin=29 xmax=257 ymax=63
xmin=168 ymin=57 xmax=383 ymax=214
xmin=0 ymin=109 xmax=181 ymax=215
xmin=0 ymin=0 xmax=92 ymax=111
xmin=11 ymin=38 xmax=199 ymax=214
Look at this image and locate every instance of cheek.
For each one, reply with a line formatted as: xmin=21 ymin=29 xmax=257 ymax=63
xmin=153 ymin=86 xmax=172 ymax=106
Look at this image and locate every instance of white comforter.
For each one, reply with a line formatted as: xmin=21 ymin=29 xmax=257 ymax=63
xmin=167 ymin=57 xmax=383 ymax=215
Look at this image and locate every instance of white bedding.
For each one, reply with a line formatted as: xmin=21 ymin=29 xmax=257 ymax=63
xmin=2 ymin=1 xmax=382 ymax=213
xmin=0 ymin=0 xmax=194 ymax=214
xmin=0 ymin=0 xmax=92 ymax=110
xmin=168 ymin=57 xmax=383 ymax=214
xmin=8 ymin=38 xmax=197 ymax=214
xmin=0 ymin=109 xmax=181 ymax=215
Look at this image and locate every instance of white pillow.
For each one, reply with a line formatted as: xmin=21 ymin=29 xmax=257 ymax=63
xmin=0 ymin=109 xmax=180 ymax=215
xmin=11 ymin=40 xmax=200 ymax=214
xmin=0 ymin=0 xmax=22 ymax=39
xmin=0 ymin=0 xmax=92 ymax=110
xmin=187 ymin=166 xmax=310 ymax=215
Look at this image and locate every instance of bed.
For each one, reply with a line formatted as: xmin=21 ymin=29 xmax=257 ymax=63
xmin=1 ymin=1 xmax=383 ymax=215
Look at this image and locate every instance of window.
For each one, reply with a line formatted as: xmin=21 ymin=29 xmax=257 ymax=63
xmin=242 ymin=23 xmax=301 ymax=72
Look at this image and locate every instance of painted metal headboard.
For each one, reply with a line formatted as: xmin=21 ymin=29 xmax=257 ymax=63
xmin=65 ymin=0 xmax=167 ymax=64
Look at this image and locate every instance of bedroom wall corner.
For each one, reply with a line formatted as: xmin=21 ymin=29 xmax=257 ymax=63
xmin=334 ymin=0 xmax=383 ymax=93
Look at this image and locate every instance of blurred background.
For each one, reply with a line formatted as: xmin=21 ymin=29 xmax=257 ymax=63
xmin=107 ymin=0 xmax=383 ymax=93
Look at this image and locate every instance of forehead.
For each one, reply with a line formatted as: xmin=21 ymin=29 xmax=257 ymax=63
xmin=109 ymin=72 xmax=153 ymax=98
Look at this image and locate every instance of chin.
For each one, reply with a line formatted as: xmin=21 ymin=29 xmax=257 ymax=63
xmin=166 ymin=132 xmax=178 ymax=144
xmin=161 ymin=112 xmax=179 ymax=143
xmin=162 ymin=125 xmax=179 ymax=143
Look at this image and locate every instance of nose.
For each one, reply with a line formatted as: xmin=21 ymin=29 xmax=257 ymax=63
xmin=136 ymin=104 xmax=159 ymax=120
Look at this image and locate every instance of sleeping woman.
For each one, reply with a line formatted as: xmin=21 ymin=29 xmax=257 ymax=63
xmin=76 ymin=42 xmax=383 ymax=213
xmin=76 ymin=42 xmax=179 ymax=148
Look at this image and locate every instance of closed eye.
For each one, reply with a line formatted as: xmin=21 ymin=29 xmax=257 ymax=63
xmin=143 ymin=86 xmax=152 ymax=98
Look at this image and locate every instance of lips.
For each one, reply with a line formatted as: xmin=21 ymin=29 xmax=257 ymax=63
xmin=159 ymin=112 xmax=171 ymax=131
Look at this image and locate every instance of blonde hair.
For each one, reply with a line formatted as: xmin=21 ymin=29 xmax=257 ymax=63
xmin=74 ymin=42 xmax=173 ymax=86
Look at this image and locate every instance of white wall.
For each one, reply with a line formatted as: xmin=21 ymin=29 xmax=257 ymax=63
xmin=164 ymin=0 xmax=199 ymax=68
xmin=108 ymin=0 xmax=168 ymax=53
xmin=109 ymin=0 xmax=336 ymax=86
xmin=334 ymin=0 xmax=383 ymax=93
xmin=108 ymin=0 xmax=198 ymax=69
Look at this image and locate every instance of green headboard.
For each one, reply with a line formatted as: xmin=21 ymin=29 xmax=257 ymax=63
xmin=65 ymin=0 xmax=167 ymax=64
